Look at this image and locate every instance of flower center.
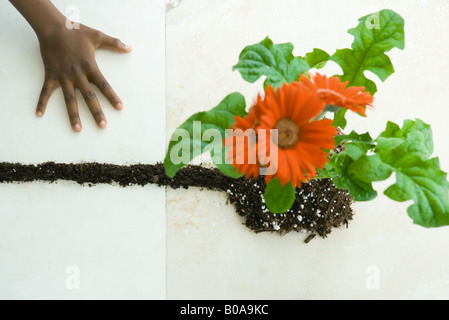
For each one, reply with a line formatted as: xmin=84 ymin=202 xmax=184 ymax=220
xmin=274 ymin=118 xmax=300 ymax=149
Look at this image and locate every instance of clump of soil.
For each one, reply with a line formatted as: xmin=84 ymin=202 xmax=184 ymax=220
xmin=227 ymin=175 xmax=353 ymax=239
xmin=0 ymin=162 xmax=353 ymax=242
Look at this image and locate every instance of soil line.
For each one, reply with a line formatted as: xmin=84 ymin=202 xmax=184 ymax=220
xmin=0 ymin=162 xmax=354 ymax=241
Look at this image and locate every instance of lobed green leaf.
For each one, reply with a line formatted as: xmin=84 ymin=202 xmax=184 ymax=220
xmin=375 ymin=120 xmax=449 ymax=227
xmin=164 ymin=93 xmax=247 ymax=179
xmin=232 ymin=37 xmax=309 ymax=89
xmin=330 ymin=9 xmax=405 ymax=95
xmin=326 ymin=119 xmax=449 ymax=227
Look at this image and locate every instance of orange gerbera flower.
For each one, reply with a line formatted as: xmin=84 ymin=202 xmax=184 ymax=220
xmin=299 ymin=73 xmax=374 ymax=116
xmin=226 ymin=82 xmax=338 ymax=187
xmin=224 ymin=103 xmax=262 ymax=179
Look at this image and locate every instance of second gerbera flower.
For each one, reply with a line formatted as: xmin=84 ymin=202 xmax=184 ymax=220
xmin=299 ymin=73 xmax=374 ymax=116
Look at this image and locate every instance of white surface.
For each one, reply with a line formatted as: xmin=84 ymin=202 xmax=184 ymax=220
xmin=3 ymin=0 xmax=449 ymax=301
xmin=0 ymin=0 xmax=166 ymax=165
xmin=0 ymin=183 xmax=165 ymax=300
xmin=0 ymin=0 xmax=166 ymax=299
xmin=166 ymin=0 xmax=449 ymax=299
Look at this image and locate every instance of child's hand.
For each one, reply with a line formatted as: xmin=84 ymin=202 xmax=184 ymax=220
xmin=37 ymin=25 xmax=132 ymax=132
xmin=9 ymin=0 xmax=132 ymax=132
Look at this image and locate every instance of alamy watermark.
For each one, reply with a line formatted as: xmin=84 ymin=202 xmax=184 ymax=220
xmin=365 ymin=265 xmax=380 ymax=290
xmin=366 ymin=12 xmax=380 ymax=30
xmin=65 ymin=5 xmax=80 ymax=30
xmin=65 ymin=265 xmax=80 ymax=290
xmin=169 ymin=121 xmax=279 ymax=175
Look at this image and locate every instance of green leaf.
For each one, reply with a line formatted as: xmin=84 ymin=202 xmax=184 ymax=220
xmin=333 ymin=174 xmax=378 ymax=201
xmin=285 ymin=57 xmax=310 ymax=83
xmin=335 ymin=130 xmax=375 ymax=147
xmin=233 ymin=37 xmax=309 ymax=89
xmin=164 ymin=93 xmax=247 ymax=179
xmin=332 ymin=108 xmax=348 ymax=129
xmin=304 ymin=48 xmax=330 ymax=69
xmin=330 ymin=9 xmax=405 ymax=95
xmin=320 ymin=130 xmax=378 ymax=201
xmin=377 ymin=119 xmax=434 ymax=159
xmin=384 ymin=157 xmax=449 ymax=228
xmin=375 ymin=120 xmax=449 ymax=227
xmin=321 ymin=149 xmax=378 ymax=202
xmin=335 ymin=130 xmax=376 ymax=162
xmin=263 ymin=179 xmax=296 ymax=213
xmin=324 ymin=119 xmax=449 ymax=227
xmin=349 ymin=154 xmax=393 ymax=182
xmin=344 ymin=144 xmax=368 ymax=160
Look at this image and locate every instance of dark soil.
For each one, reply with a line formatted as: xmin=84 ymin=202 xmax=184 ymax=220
xmin=0 ymin=162 xmax=353 ymax=242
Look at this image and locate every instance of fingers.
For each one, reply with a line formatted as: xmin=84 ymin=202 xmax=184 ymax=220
xmin=36 ymin=77 xmax=59 ymax=117
xmin=60 ymin=80 xmax=82 ymax=133
xmin=51 ymin=71 xmax=120 ymax=132
xmin=76 ymin=76 xmax=107 ymax=129
xmin=89 ymin=69 xmax=123 ymax=111
xmin=99 ymin=33 xmax=133 ymax=53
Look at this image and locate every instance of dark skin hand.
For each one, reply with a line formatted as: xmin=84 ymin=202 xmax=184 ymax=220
xmin=9 ymin=0 xmax=132 ymax=132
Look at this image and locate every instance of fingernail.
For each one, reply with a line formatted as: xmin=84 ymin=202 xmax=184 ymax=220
xmin=74 ymin=124 xmax=82 ymax=132
xmin=123 ymin=44 xmax=133 ymax=51
xmin=116 ymin=103 xmax=124 ymax=110
xmin=99 ymin=120 xmax=107 ymax=129
xmin=36 ymin=111 xmax=43 ymax=117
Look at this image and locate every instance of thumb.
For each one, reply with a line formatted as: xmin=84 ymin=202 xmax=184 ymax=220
xmin=99 ymin=33 xmax=133 ymax=53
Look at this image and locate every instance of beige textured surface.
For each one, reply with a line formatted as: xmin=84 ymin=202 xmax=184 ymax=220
xmin=166 ymin=0 xmax=449 ymax=299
